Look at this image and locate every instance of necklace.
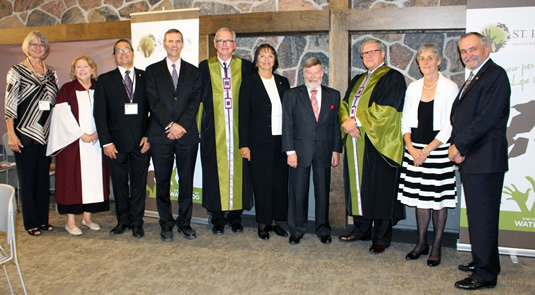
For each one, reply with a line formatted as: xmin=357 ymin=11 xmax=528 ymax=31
xmin=422 ymin=78 xmax=438 ymax=90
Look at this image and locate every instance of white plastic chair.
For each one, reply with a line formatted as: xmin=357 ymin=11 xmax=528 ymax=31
xmin=0 ymin=184 xmax=27 ymax=295
xmin=1 ymin=133 xmax=19 ymax=210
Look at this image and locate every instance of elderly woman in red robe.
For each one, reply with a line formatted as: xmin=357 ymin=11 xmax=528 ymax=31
xmin=47 ymin=56 xmax=109 ymax=236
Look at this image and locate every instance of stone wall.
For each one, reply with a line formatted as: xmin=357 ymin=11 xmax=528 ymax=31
xmin=0 ymin=0 xmax=327 ymax=28
xmin=1 ymin=1 xmax=467 ymax=88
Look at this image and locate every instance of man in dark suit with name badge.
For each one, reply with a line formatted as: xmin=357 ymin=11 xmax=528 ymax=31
xmin=282 ymin=57 xmax=342 ymax=245
xmin=94 ymin=39 xmax=151 ymax=238
xmin=449 ymin=32 xmax=511 ymax=290
xmin=145 ymin=29 xmax=201 ymax=242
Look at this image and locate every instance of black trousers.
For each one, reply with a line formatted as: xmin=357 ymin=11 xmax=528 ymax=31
xmin=210 ymin=210 xmax=243 ymax=226
xmin=250 ymin=136 xmax=288 ymax=225
xmin=14 ymin=144 xmax=50 ymax=230
xmin=151 ymin=142 xmax=198 ymax=228
xmin=288 ymin=164 xmax=331 ymax=237
xmin=106 ymin=148 xmax=149 ymax=226
xmin=351 ymin=216 xmax=392 ymax=247
xmin=462 ymin=172 xmax=504 ymax=283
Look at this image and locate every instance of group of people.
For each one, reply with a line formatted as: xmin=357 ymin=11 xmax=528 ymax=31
xmin=5 ymin=28 xmax=510 ymax=290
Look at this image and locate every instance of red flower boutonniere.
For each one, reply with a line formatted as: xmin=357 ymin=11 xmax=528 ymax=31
xmin=330 ymin=105 xmax=334 ymax=110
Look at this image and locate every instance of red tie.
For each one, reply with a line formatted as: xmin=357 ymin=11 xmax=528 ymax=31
xmin=310 ymin=90 xmax=319 ymax=121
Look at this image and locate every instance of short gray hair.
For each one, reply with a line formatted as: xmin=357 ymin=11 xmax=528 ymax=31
xmin=416 ymin=43 xmax=443 ymax=63
xmin=459 ymin=32 xmax=489 ymax=48
xmin=214 ymin=27 xmax=236 ymax=43
xmin=361 ymin=39 xmax=385 ymax=53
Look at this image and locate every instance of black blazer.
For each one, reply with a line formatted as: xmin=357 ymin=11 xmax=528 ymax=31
xmin=94 ymin=68 xmax=150 ymax=153
xmin=239 ymin=72 xmax=290 ymax=148
xmin=450 ymin=59 xmax=511 ymax=174
xmin=145 ymin=58 xmax=201 ymax=145
xmin=282 ymin=85 xmax=343 ymax=168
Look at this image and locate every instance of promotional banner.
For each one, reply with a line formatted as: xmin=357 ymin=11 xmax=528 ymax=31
xmin=130 ymin=9 xmax=206 ymax=222
xmin=459 ymin=0 xmax=535 ymax=256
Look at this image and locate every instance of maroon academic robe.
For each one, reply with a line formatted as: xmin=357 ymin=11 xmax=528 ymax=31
xmin=53 ymin=79 xmax=109 ymax=206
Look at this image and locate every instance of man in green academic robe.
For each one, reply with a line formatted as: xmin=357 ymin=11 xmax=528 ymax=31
xmin=338 ymin=39 xmax=406 ymax=253
xmin=199 ymin=27 xmax=253 ymax=234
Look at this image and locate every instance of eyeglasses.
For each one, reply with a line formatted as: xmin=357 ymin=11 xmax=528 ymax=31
xmin=361 ymin=49 xmax=380 ymax=57
xmin=29 ymin=43 xmax=45 ymax=48
xmin=115 ymin=48 xmax=132 ymax=54
xmin=215 ymin=39 xmax=235 ymax=44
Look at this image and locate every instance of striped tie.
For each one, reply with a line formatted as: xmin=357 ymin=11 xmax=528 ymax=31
xmin=172 ymin=64 xmax=178 ymax=90
xmin=124 ymin=70 xmax=133 ymax=102
xmin=310 ymin=90 xmax=319 ymax=121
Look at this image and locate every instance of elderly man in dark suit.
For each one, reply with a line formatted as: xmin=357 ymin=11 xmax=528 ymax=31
xmin=94 ymin=39 xmax=151 ymax=238
xmin=282 ymin=57 xmax=342 ymax=245
xmin=449 ymin=32 xmax=510 ymax=290
xmin=145 ymin=29 xmax=201 ymax=242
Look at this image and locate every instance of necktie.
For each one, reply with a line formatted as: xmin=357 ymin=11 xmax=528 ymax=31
xmin=124 ymin=70 xmax=133 ymax=102
xmin=172 ymin=64 xmax=178 ymax=90
xmin=223 ymin=62 xmax=228 ymax=78
xmin=463 ymin=71 xmax=474 ymax=92
xmin=310 ymin=89 xmax=319 ymax=122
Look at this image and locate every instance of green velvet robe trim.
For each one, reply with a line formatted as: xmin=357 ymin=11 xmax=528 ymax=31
xmin=339 ymin=65 xmax=403 ymax=215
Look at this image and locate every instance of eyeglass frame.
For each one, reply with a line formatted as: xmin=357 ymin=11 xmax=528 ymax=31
xmin=360 ymin=49 xmax=381 ymax=58
xmin=215 ymin=39 xmax=235 ymax=45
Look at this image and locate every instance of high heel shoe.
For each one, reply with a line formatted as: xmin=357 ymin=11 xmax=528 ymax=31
xmin=405 ymin=244 xmax=429 ymax=260
xmin=427 ymin=248 xmax=441 ymax=267
xmin=427 ymin=258 xmax=441 ymax=267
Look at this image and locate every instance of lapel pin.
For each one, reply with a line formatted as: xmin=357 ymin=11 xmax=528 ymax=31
xmin=330 ymin=105 xmax=334 ymax=110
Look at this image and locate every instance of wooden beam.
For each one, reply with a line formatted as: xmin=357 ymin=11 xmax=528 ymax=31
xmin=199 ymin=10 xmax=329 ymax=35
xmin=346 ymin=5 xmax=466 ymax=31
xmin=0 ymin=21 xmax=131 ymax=45
xmin=328 ymin=0 xmax=351 ymax=228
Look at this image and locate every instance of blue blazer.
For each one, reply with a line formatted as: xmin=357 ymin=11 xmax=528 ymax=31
xmin=450 ymin=59 xmax=511 ymax=174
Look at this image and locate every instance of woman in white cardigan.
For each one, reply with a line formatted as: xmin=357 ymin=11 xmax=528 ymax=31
xmin=398 ymin=43 xmax=459 ymax=267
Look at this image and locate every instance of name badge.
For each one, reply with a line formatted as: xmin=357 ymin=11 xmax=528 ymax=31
xmin=223 ymin=78 xmax=231 ymax=90
xmin=124 ymin=103 xmax=138 ymax=115
xmin=39 ymin=101 xmax=50 ymax=111
xmin=350 ymin=106 xmax=356 ymax=118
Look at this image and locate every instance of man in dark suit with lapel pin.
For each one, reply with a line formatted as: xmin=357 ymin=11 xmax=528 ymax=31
xmin=94 ymin=39 xmax=151 ymax=238
xmin=449 ymin=32 xmax=511 ymax=290
xmin=282 ymin=57 xmax=342 ymax=245
xmin=145 ymin=29 xmax=201 ymax=242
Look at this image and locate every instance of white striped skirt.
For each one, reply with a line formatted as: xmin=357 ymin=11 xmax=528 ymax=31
xmin=397 ymin=142 xmax=457 ymax=210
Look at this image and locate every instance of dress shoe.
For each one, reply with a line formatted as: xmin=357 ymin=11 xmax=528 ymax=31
xmin=405 ymin=244 xmax=429 ymax=260
xmin=131 ymin=225 xmax=144 ymax=238
xmin=339 ymin=234 xmax=357 ymax=242
xmin=369 ymin=243 xmax=386 ymax=254
xmin=257 ymin=227 xmax=270 ymax=240
xmin=458 ymin=262 xmax=475 ymax=272
xmin=110 ymin=224 xmax=129 ymax=236
xmin=427 ymin=258 xmax=441 ymax=267
xmin=64 ymin=224 xmax=82 ymax=236
xmin=272 ymin=225 xmax=288 ymax=237
xmin=178 ymin=225 xmax=197 ymax=240
xmin=231 ymin=223 xmax=243 ymax=233
xmin=320 ymin=235 xmax=332 ymax=244
xmin=212 ymin=225 xmax=225 ymax=235
xmin=160 ymin=226 xmax=173 ymax=242
xmin=289 ymin=235 xmax=301 ymax=245
xmin=82 ymin=219 xmax=101 ymax=231
xmin=455 ymin=277 xmax=496 ymax=290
